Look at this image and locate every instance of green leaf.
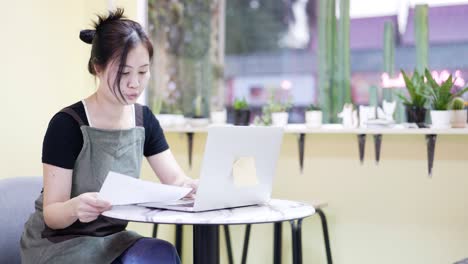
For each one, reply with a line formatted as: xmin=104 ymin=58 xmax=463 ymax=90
xmin=400 ymin=69 xmax=427 ymax=107
xmin=424 ymin=68 xmax=438 ymax=89
xmin=440 ymin=75 xmax=453 ymax=93
xmin=396 ymin=92 xmax=411 ymax=105
xmin=454 ymin=87 xmax=468 ymax=97
xmin=401 ymin=70 xmax=415 ymax=101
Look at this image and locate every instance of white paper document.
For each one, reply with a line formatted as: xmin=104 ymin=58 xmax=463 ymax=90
xmin=99 ymin=171 xmax=192 ymax=206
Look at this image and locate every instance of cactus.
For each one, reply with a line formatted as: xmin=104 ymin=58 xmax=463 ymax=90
xmin=317 ymin=0 xmax=335 ymax=122
xmin=415 ymin=4 xmax=429 ymax=73
xmin=317 ymin=0 xmax=351 ymax=123
xmin=414 ymin=5 xmax=430 ymax=130
xmin=369 ymin=85 xmax=378 ymax=107
xmin=451 ymin=97 xmax=465 ymax=110
xmin=382 ymin=20 xmax=406 ymax=122
xmin=193 ymin=94 xmax=204 ymax=117
xmin=383 ymin=22 xmax=395 ymax=78
xmin=317 ymin=0 xmax=352 ymax=123
xmin=336 ymin=0 xmax=351 ymax=112
xmin=383 ymin=21 xmax=395 ymax=102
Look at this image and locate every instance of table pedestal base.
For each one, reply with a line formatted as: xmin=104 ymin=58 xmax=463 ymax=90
xmin=193 ymin=225 xmax=220 ymax=264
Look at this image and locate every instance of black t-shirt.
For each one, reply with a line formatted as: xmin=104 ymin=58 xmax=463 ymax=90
xmin=42 ymin=101 xmax=169 ymax=169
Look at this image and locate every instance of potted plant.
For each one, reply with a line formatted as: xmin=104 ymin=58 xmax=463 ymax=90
xmin=397 ymin=69 xmax=428 ymax=128
xmin=153 ymin=99 xmax=186 ymax=128
xmin=210 ymin=97 xmax=227 ymax=125
xmin=171 ymin=109 xmax=186 ymax=127
xmin=423 ymin=69 xmax=468 ymax=129
xmin=305 ymin=104 xmax=322 ymax=128
xmin=152 ymin=97 xmax=171 ymax=127
xmin=252 ymin=93 xmax=292 ymax=126
xmin=268 ymin=99 xmax=292 ymax=127
xmin=210 ymin=109 xmax=227 ymax=125
xmin=189 ymin=95 xmax=210 ymax=127
xmin=450 ymin=97 xmax=467 ymax=128
xmin=233 ymin=97 xmax=250 ymax=126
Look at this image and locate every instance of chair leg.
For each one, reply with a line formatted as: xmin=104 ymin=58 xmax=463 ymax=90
xmin=289 ymin=219 xmax=303 ymax=264
xmin=175 ymin=225 xmax=183 ymax=260
xmin=152 ymin=224 xmax=158 ymax=238
xmin=223 ymin=225 xmax=235 ymax=264
xmin=290 ymin=220 xmax=298 ymax=264
xmin=273 ymin=222 xmax=282 ymax=264
xmin=241 ymin=224 xmax=251 ymax=264
xmin=316 ymin=208 xmax=333 ymax=264
xmin=297 ymin=219 xmax=303 ymax=264
xmin=220 ymin=212 xmax=328 ymax=264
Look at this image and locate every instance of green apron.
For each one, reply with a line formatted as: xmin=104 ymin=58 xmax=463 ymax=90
xmin=21 ymin=103 xmax=146 ymax=264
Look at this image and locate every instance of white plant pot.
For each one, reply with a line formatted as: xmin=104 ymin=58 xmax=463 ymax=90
xmin=430 ymin=110 xmax=451 ymax=129
xmin=155 ymin=114 xmax=174 ymax=127
xmin=172 ymin=114 xmax=186 ymax=127
xmin=210 ymin=110 xmax=227 ymax=124
xmin=305 ymin=111 xmax=322 ymax=128
xmin=156 ymin=114 xmax=185 ymax=127
xmin=188 ymin=118 xmax=210 ymax=127
xmin=271 ymin=112 xmax=289 ymax=126
xmin=450 ymin=109 xmax=467 ymax=128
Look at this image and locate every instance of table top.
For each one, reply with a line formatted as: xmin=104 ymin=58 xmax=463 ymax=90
xmin=102 ymin=199 xmax=315 ymax=225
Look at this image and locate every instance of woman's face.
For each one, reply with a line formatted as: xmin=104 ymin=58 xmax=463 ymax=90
xmin=99 ymin=43 xmax=151 ymax=105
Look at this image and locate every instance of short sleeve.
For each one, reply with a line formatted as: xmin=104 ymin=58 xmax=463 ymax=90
xmin=143 ymin=106 xmax=170 ymax=157
xmin=42 ymin=112 xmax=84 ymax=169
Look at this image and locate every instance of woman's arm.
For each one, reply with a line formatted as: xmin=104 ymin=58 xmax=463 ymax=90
xmin=146 ymin=149 xmax=198 ymax=192
xmin=42 ymin=164 xmax=77 ymax=229
xmin=42 ymin=163 xmax=111 ymax=229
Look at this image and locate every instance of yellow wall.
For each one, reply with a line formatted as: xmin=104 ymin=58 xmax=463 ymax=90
xmin=2 ymin=1 xmax=468 ymax=264
xmin=154 ymin=133 xmax=468 ymax=264
xmin=0 ymin=0 xmax=134 ymax=178
xmin=2 ymin=0 xmax=87 ymax=177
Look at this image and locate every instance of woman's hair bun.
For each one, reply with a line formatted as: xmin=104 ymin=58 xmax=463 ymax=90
xmin=95 ymin=8 xmax=125 ymax=28
xmin=79 ymin=29 xmax=96 ymax=44
xmin=80 ymin=8 xmax=125 ymax=45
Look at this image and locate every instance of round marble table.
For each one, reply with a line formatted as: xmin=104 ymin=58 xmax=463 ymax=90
xmin=103 ymin=199 xmax=315 ymax=264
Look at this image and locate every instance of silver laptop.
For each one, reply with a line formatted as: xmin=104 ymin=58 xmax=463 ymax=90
xmin=139 ymin=125 xmax=284 ymax=212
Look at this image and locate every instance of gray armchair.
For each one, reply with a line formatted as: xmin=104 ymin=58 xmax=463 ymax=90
xmin=0 ymin=177 xmax=42 ymax=264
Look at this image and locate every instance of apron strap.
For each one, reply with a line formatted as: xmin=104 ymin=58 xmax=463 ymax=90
xmin=60 ymin=107 xmax=85 ymax=127
xmin=135 ymin=104 xmax=144 ymax=127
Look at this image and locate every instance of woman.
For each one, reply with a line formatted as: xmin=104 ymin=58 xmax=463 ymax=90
xmin=20 ymin=8 xmax=196 ymax=264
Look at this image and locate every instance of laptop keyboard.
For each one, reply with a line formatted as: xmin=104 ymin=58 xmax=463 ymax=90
xmin=171 ymin=202 xmax=195 ymax=207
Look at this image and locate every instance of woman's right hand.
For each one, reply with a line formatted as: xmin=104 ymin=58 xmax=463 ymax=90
xmin=72 ymin=192 xmax=112 ymax=223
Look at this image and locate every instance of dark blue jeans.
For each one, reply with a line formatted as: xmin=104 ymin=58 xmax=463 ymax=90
xmin=112 ymin=238 xmax=181 ymax=264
